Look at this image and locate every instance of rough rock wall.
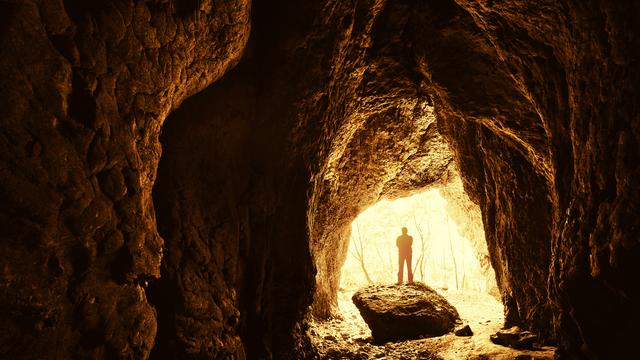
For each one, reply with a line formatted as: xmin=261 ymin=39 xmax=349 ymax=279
xmin=409 ymin=0 xmax=640 ymax=357
xmin=149 ymin=60 xmax=318 ymax=358
xmin=2 ymin=0 xmax=638 ymax=358
xmin=146 ymin=0 xmax=329 ymax=357
xmin=409 ymin=0 xmax=554 ymax=337
xmin=0 ymin=0 xmax=249 ymax=359
xmin=149 ymin=0 xmax=458 ymax=356
xmin=149 ymin=67 xmax=254 ymax=359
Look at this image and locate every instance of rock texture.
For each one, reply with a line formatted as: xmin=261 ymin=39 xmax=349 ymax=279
xmin=1 ymin=0 xmax=639 ymax=358
xmin=454 ymin=324 xmax=473 ymax=337
xmin=490 ymin=326 xmax=538 ymax=350
xmin=408 ymin=1 xmax=640 ymax=357
xmin=149 ymin=59 xmax=318 ymax=358
xmin=304 ymin=0 xmax=458 ymax=321
xmin=0 ymin=0 xmax=249 ymax=359
xmin=352 ymin=283 xmax=460 ymax=343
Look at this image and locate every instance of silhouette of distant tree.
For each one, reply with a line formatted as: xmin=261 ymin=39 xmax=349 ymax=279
xmin=349 ymin=220 xmax=373 ymax=284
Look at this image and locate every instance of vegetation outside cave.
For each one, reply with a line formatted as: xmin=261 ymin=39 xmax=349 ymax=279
xmin=340 ymin=187 xmax=497 ymax=296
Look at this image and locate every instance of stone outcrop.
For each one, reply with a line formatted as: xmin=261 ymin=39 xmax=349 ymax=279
xmin=0 ymin=0 xmax=249 ymax=359
xmin=1 ymin=0 xmax=638 ymax=359
xmin=352 ymin=283 xmax=460 ymax=343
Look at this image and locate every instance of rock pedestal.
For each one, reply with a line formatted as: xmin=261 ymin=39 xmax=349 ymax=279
xmin=352 ymin=282 xmax=460 ymax=343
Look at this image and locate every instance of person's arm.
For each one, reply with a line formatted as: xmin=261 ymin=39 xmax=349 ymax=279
xmin=396 ymin=236 xmax=400 ymax=247
xmin=409 ymin=236 xmax=413 ymax=247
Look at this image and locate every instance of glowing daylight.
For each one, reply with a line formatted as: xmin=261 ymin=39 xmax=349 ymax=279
xmin=341 ymin=188 xmax=494 ymax=293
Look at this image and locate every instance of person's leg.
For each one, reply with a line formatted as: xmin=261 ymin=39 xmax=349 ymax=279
xmin=407 ymin=251 xmax=413 ymax=283
xmin=398 ymin=251 xmax=404 ymax=283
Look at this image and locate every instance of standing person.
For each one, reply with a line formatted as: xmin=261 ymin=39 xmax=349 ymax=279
xmin=396 ymin=227 xmax=414 ymax=283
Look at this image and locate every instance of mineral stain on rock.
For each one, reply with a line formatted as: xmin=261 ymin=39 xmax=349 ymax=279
xmin=352 ymin=282 xmax=461 ymax=343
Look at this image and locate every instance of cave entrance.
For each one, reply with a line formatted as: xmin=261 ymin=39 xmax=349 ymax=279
xmin=311 ymin=179 xmax=507 ymax=357
xmin=340 ymin=187 xmax=490 ymax=293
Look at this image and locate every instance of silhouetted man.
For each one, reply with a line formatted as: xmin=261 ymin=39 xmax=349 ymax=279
xmin=396 ymin=227 xmax=413 ymax=283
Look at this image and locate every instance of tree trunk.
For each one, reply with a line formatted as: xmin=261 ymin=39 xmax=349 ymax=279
xmin=447 ymin=215 xmax=459 ymax=290
xmin=350 ymin=221 xmax=373 ymax=284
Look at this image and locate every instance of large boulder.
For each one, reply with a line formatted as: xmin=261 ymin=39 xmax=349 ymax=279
xmin=352 ymin=282 xmax=460 ymax=343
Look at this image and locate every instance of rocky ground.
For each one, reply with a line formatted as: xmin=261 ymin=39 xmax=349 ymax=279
xmin=309 ymin=287 xmax=557 ymax=359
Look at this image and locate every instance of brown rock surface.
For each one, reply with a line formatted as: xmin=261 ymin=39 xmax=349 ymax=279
xmin=1 ymin=0 xmax=638 ymax=358
xmin=0 ymin=0 xmax=249 ymax=359
xmin=352 ymin=283 xmax=461 ymax=343
xmin=490 ymin=326 xmax=538 ymax=350
xmin=408 ymin=1 xmax=640 ymax=357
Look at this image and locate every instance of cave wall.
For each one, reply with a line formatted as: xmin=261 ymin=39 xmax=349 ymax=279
xmin=1 ymin=0 xmax=638 ymax=358
xmin=306 ymin=0 xmax=640 ymax=357
xmin=0 ymin=0 xmax=249 ymax=358
xmin=148 ymin=58 xmax=318 ymax=359
xmin=409 ymin=0 xmax=555 ymax=336
xmin=408 ymin=0 xmax=640 ymax=357
xmin=148 ymin=0 xmax=457 ymax=355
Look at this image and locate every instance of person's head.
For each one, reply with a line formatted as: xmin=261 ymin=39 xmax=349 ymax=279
xmin=401 ymin=227 xmax=408 ymax=235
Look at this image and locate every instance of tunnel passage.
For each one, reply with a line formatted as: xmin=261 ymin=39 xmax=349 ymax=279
xmin=1 ymin=0 xmax=638 ymax=359
xmin=308 ymin=100 xmax=457 ymax=320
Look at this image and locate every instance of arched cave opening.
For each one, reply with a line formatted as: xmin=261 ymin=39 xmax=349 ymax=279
xmin=2 ymin=0 xmax=639 ymax=359
xmin=339 ymin=184 xmax=496 ymax=294
xmin=310 ymin=176 xmax=547 ymax=358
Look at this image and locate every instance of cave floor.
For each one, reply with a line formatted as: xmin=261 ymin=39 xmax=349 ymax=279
xmin=309 ymin=287 xmax=556 ymax=359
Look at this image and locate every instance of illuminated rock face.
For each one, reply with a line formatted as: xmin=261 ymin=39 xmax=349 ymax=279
xmin=1 ymin=0 xmax=638 ymax=359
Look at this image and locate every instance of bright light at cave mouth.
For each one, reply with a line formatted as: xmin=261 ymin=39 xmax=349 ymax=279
xmin=340 ymin=187 xmax=496 ymax=294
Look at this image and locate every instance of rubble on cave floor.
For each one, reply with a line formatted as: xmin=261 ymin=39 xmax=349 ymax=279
xmin=309 ymin=287 xmax=557 ymax=359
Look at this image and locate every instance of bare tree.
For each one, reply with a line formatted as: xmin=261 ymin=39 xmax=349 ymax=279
xmin=446 ymin=215 xmax=459 ymax=290
xmin=350 ymin=220 xmax=373 ymax=284
xmin=374 ymin=245 xmax=395 ymax=284
xmin=460 ymin=232 xmax=467 ymax=290
xmin=412 ymin=213 xmax=430 ymax=282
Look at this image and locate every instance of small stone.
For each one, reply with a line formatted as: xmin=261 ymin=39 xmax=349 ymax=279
xmin=454 ymin=324 xmax=473 ymax=336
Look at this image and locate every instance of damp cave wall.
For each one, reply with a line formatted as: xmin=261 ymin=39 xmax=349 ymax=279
xmin=0 ymin=0 xmax=639 ymax=359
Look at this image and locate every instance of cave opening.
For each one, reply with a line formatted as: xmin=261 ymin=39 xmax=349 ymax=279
xmin=2 ymin=0 xmax=639 ymax=358
xmin=309 ymin=176 xmax=519 ymax=357
xmin=339 ymin=186 xmax=495 ymax=294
